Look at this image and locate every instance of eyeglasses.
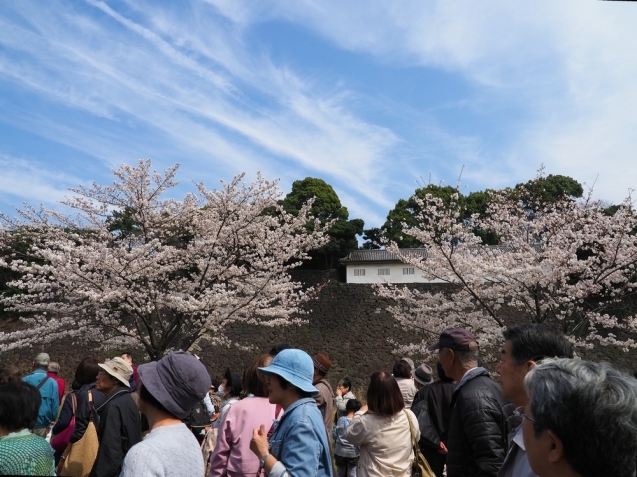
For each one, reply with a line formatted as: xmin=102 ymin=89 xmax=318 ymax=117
xmin=513 ymin=406 xmax=534 ymax=422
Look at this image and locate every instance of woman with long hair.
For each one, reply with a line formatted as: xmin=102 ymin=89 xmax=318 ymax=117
xmin=344 ymin=371 xmax=420 ymax=477
xmin=53 ymin=357 xmax=106 ymax=475
xmin=209 ymin=354 xmax=279 ymax=476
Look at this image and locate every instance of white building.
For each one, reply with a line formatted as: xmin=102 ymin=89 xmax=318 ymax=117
xmin=340 ymin=248 xmax=440 ymax=284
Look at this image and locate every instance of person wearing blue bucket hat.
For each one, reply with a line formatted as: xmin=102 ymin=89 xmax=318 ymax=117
xmin=250 ymin=348 xmax=334 ymax=477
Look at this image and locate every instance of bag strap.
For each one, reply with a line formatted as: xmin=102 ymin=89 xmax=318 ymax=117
xmin=403 ymin=409 xmax=419 ymax=450
xmin=70 ymin=392 xmax=77 ymax=416
xmin=36 ymin=375 xmax=50 ymax=390
xmin=87 ymin=389 xmax=95 ymax=422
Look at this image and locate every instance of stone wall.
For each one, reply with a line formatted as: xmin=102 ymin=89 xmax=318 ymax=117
xmin=2 ymin=269 xmax=636 ymax=390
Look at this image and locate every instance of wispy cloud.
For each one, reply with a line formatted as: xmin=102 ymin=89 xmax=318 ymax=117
xmin=0 ymin=0 xmax=401 ymax=223
xmin=208 ymin=0 xmax=637 ymax=201
xmin=0 ymin=154 xmax=81 ymax=207
xmin=0 ymin=0 xmax=635 ymax=231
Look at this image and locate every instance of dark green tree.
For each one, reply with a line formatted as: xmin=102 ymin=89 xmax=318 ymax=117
xmin=363 ymin=174 xmax=584 ymax=249
xmin=281 ymin=178 xmax=364 ymax=268
xmin=370 ymin=184 xmax=462 ymax=248
xmin=514 ymin=174 xmax=584 ymax=211
xmin=361 ymin=227 xmax=383 ymax=249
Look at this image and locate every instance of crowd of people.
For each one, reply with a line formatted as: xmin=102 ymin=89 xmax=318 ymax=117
xmin=1 ymin=323 xmax=637 ymax=477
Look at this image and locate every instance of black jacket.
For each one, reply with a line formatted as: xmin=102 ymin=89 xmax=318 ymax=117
xmin=89 ymin=387 xmax=142 ymax=477
xmin=52 ymin=384 xmax=106 ymax=443
xmin=411 ymin=379 xmax=455 ymax=450
xmin=445 ymin=368 xmax=514 ymax=477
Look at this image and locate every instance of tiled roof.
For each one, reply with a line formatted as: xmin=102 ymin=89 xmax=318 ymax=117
xmin=341 ymin=244 xmax=536 ymax=263
xmin=340 ymin=248 xmax=428 ymax=263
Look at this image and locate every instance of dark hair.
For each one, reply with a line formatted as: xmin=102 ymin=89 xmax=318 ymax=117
xmin=526 ymin=359 xmax=637 ymax=477
xmin=139 ymin=383 xmax=174 ymax=417
xmin=72 ymin=357 xmax=101 ymax=390
xmin=392 ymin=360 xmax=412 ymax=379
xmin=503 ymin=323 xmax=573 ymax=365
xmin=436 ymin=361 xmax=453 ymax=382
xmin=0 ymin=382 xmax=41 ymax=431
xmin=269 ymin=343 xmax=292 ymax=357
xmin=338 ymin=377 xmax=352 ymax=392
xmin=345 ymin=398 xmax=362 ymax=414
xmin=121 ymin=352 xmax=134 ymax=363
xmin=367 ymin=371 xmax=404 ymax=416
xmin=223 ymin=368 xmax=243 ymax=397
xmin=0 ymin=365 xmax=22 ymax=386
xmin=243 ymin=354 xmax=272 ymax=398
xmin=271 ymin=374 xmax=314 ymax=399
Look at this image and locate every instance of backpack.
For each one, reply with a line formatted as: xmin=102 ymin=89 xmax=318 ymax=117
xmin=186 ymin=400 xmax=211 ymax=430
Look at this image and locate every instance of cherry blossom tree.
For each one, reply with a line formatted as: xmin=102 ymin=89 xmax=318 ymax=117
xmin=377 ymin=173 xmax=637 ymax=356
xmin=0 ymin=160 xmax=329 ymax=360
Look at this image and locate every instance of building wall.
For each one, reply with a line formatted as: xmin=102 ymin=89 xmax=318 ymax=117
xmin=345 ymin=262 xmax=444 ymax=284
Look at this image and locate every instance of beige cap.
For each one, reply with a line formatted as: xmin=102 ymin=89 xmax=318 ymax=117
xmin=34 ymin=353 xmax=50 ymax=366
xmin=98 ymin=357 xmax=132 ymax=387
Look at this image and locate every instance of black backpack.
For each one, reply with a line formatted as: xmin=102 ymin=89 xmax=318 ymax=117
xmin=185 ymin=400 xmax=210 ymax=430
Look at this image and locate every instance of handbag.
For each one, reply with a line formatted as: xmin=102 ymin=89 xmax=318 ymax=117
xmin=51 ymin=392 xmax=77 ymax=452
xmin=404 ymin=410 xmax=435 ymax=477
xmin=60 ymin=390 xmax=99 ymax=477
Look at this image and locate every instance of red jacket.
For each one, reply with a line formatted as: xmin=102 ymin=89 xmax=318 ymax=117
xmin=47 ymin=371 xmax=65 ymax=402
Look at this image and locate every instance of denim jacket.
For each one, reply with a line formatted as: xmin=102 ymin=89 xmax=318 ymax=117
xmin=268 ymin=397 xmax=334 ymax=477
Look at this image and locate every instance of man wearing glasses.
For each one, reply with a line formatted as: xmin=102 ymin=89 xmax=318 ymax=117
xmin=522 ymin=359 xmax=637 ymax=477
xmin=428 ymin=328 xmax=514 ymax=477
xmin=495 ymin=323 xmax=572 ymax=477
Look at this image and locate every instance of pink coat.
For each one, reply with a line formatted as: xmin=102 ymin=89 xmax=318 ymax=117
xmin=209 ymin=396 xmax=278 ymax=477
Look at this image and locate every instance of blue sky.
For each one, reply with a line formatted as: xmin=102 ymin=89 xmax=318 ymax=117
xmin=1 ymin=1 xmax=636 ymax=229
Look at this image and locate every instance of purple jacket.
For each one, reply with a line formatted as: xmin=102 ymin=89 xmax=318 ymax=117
xmin=209 ymin=396 xmax=278 ymax=477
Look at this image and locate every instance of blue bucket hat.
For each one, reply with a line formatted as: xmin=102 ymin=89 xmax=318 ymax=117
xmin=258 ymin=349 xmax=318 ymax=395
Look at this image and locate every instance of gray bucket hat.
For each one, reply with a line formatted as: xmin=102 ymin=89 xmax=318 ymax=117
xmin=413 ymin=364 xmax=434 ymax=386
xmin=258 ymin=349 xmax=318 ymax=395
xmin=138 ymin=351 xmax=211 ymax=419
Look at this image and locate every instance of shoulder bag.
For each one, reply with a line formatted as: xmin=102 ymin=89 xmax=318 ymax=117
xmin=51 ymin=392 xmax=77 ymax=452
xmin=403 ymin=409 xmax=435 ymax=477
xmin=60 ymin=390 xmax=99 ymax=477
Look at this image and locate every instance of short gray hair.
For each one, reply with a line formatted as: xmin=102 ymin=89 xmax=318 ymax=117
xmin=524 ymin=358 xmax=637 ymax=477
xmin=442 ymin=347 xmax=479 ymax=368
xmin=47 ymin=362 xmax=60 ymax=373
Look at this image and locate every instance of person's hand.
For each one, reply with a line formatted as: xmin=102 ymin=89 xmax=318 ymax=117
xmin=56 ymin=457 xmax=66 ymax=474
xmin=250 ymin=425 xmax=270 ymax=458
xmin=335 ymin=386 xmax=343 ymax=397
xmin=438 ymin=442 xmax=448 ymax=454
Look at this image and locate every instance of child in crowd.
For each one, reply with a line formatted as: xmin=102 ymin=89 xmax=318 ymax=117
xmin=334 ymin=398 xmax=362 ymax=477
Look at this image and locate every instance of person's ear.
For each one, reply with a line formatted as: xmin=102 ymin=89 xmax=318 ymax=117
xmin=526 ymin=360 xmax=536 ymax=372
xmin=546 ymin=429 xmax=564 ymax=464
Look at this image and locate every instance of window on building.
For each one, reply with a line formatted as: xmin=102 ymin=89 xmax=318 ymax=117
xmin=353 ymin=269 xmax=365 ymax=276
xmin=378 ymin=268 xmax=390 ymax=276
xmin=403 ymin=268 xmax=415 ymax=275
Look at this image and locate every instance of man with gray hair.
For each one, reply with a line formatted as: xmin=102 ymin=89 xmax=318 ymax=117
xmin=47 ymin=361 xmax=65 ymax=403
xmin=428 ymin=328 xmax=514 ymax=477
xmin=522 ymin=359 xmax=637 ymax=477
xmin=22 ymin=352 xmax=59 ymax=437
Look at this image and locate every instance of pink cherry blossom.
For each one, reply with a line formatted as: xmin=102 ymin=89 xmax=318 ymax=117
xmin=0 ymin=160 xmax=329 ymax=360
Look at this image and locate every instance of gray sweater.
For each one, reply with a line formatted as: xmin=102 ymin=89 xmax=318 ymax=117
xmin=119 ymin=423 xmax=204 ymax=477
